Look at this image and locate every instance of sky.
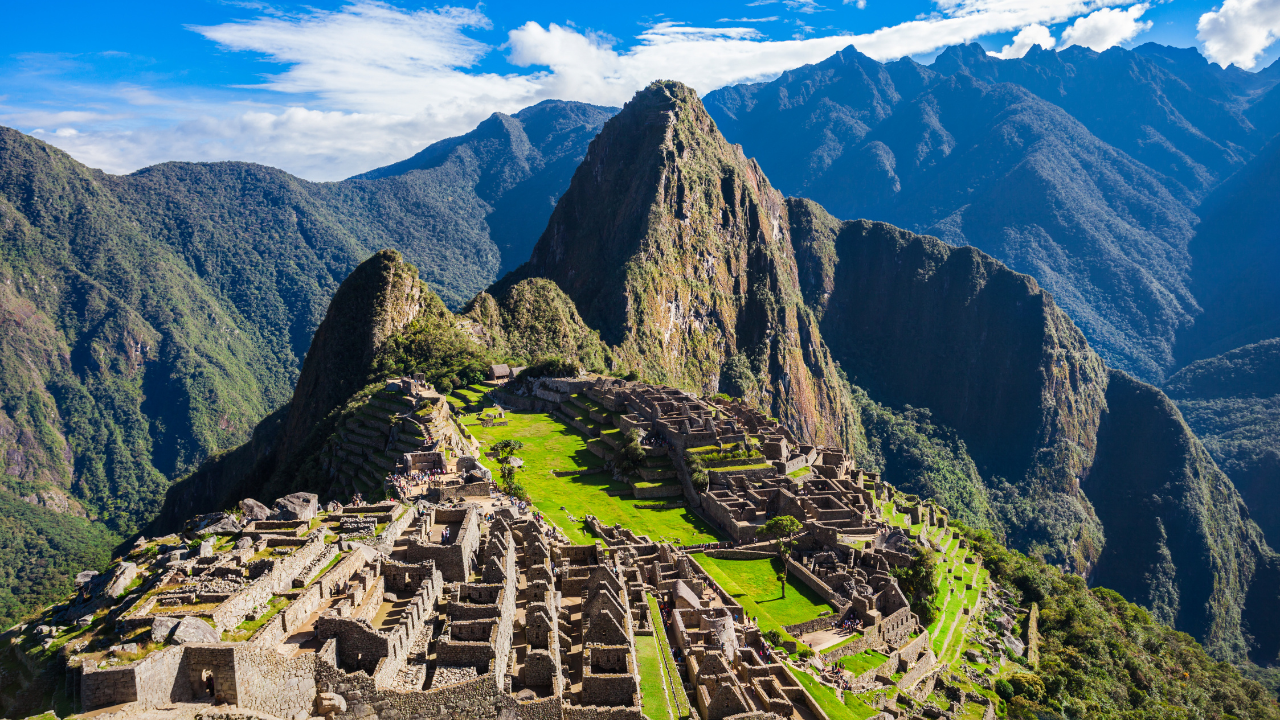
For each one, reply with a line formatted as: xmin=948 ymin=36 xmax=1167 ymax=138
xmin=3 ymin=0 xmax=1279 ymax=181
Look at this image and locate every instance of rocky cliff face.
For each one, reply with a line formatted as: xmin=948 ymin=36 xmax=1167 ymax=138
xmin=702 ymin=43 xmax=1280 ymax=383
xmin=1088 ymin=370 xmax=1272 ymax=661
xmin=790 ymin=205 xmax=1109 ymax=569
xmin=464 ymin=278 xmax=612 ymax=372
xmin=499 ymin=81 xmax=860 ymax=448
xmin=787 ymin=199 xmax=1277 ymax=662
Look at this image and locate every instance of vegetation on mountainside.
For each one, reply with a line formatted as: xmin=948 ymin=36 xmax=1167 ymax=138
xmin=372 ymin=291 xmax=492 ymax=390
xmin=855 ymin=391 xmax=997 ymax=533
xmin=890 ymin=549 xmax=940 ymax=627
xmin=1166 ymin=339 xmax=1280 ymax=545
xmin=0 ymin=100 xmax=613 ymax=628
xmin=960 ymin=522 xmax=1279 ymax=719
xmin=706 ymin=43 xmax=1276 ymax=382
xmin=0 ymin=494 xmax=117 ymax=629
xmin=465 ymin=279 xmax=613 ymax=372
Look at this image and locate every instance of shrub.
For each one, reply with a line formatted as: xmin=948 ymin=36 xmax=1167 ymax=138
xmin=518 ymin=357 xmax=581 ymax=379
xmin=995 ymin=678 xmax=1014 ymax=701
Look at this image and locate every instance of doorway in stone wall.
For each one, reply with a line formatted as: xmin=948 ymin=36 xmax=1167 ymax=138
xmin=201 ymin=669 xmax=216 ymax=701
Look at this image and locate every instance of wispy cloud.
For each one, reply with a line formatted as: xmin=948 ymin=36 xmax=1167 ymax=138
xmin=17 ymin=0 xmax=1154 ymax=180
xmin=784 ymin=0 xmax=829 ymax=13
xmin=718 ymin=17 xmax=781 ymax=22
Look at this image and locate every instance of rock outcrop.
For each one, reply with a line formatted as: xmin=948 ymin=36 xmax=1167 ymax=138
xmin=495 ymin=81 xmax=861 ymax=449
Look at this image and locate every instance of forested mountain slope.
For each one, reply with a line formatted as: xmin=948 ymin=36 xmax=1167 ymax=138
xmin=704 ymin=44 xmax=1279 ymax=383
xmin=0 ymin=99 xmax=610 ymax=629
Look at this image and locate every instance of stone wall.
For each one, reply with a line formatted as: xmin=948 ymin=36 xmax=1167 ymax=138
xmin=213 ymin=535 xmax=329 ymax=631
xmin=632 ymin=484 xmax=683 ymax=499
xmin=231 ymin=647 xmax=317 ymax=720
xmin=82 ymin=664 xmax=141 ymax=708
xmin=375 ymin=506 xmax=416 ymax=553
xmin=315 ymin=649 xmax=504 ymax=720
xmin=704 ymin=549 xmax=775 ymax=560
xmin=317 ymin=617 xmax=391 ymax=675
xmin=184 ymin=646 xmax=239 ymax=705
xmin=782 ymin=616 xmax=835 ymax=637
xmin=784 ymin=558 xmax=849 ymax=612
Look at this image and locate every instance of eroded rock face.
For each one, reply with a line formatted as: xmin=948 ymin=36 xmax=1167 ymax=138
xmin=273 ymin=492 xmax=319 ymax=521
xmin=239 ymin=498 xmax=271 ymax=521
xmin=172 ymin=616 xmax=219 ymax=644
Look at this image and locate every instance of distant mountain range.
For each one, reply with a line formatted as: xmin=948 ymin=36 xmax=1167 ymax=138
xmin=704 ymin=42 xmax=1280 ymax=383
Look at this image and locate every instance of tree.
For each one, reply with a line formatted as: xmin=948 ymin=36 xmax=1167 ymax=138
xmin=757 ymin=515 xmax=803 ymax=598
xmin=891 ymin=548 xmax=940 ymax=626
xmin=614 ymin=429 xmax=646 ymax=476
xmin=492 ymin=439 xmax=525 ymax=460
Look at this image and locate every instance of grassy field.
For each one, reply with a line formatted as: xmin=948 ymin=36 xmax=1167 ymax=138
xmin=467 ymin=410 xmax=721 ymax=545
xmin=838 ymin=649 xmax=889 ymax=676
xmin=691 ymin=555 xmax=834 ymax=639
xmin=647 ymin=596 xmax=692 ymax=719
xmin=792 ymin=669 xmax=879 ymax=720
xmin=636 ymin=632 xmax=673 ymax=720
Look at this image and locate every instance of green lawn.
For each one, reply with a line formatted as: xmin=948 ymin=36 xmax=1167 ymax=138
xmin=469 ymin=410 xmax=721 ymax=545
xmin=647 ymin=596 xmax=692 ymax=718
xmin=793 ymin=669 xmax=879 ymax=720
xmin=636 ymin=633 xmax=673 ymax=720
xmin=692 ymin=555 xmax=834 ymax=638
xmin=838 ymin=649 xmax=889 ymax=676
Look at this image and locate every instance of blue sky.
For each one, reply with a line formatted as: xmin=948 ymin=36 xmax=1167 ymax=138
xmin=3 ymin=0 xmax=1278 ymax=180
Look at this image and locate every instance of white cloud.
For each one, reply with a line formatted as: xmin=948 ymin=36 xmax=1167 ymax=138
xmin=784 ymin=0 xmax=829 ymax=13
xmin=1060 ymin=3 xmax=1152 ymax=52
xmin=1198 ymin=0 xmax=1280 ymax=69
xmin=846 ymin=0 xmax=868 ymax=8
xmin=20 ymin=0 xmax=1149 ymax=181
xmin=718 ymin=17 xmax=781 ymax=22
xmin=991 ymin=24 xmax=1056 ymax=58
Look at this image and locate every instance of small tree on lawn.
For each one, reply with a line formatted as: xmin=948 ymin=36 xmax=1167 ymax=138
xmin=492 ymin=439 xmax=525 ymax=460
xmin=756 ymin=515 xmax=803 ymax=598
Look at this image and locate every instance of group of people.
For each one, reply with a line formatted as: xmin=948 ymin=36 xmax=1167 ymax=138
xmin=838 ymin=616 xmax=864 ymax=633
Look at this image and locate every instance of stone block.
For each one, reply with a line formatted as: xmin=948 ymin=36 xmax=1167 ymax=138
xmin=152 ymin=616 xmax=180 ymax=643
xmin=241 ymin=497 xmax=272 ymax=521
xmin=274 ymin=493 xmax=320 ymax=521
xmin=75 ymin=570 xmax=99 ymax=588
xmin=172 ymin=616 xmax=220 ymax=644
xmin=105 ymin=563 xmax=138 ymax=598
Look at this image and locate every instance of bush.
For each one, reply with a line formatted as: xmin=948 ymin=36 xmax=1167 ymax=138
xmin=995 ymin=678 xmax=1014 ymax=701
xmin=438 ymin=379 xmax=454 ymax=395
xmin=692 ymin=468 xmax=709 ymax=492
xmin=518 ymin=357 xmax=581 ymax=379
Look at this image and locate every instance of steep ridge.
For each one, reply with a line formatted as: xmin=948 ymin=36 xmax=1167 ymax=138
xmin=497 ymin=81 xmax=860 ymax=448
xmin=789 ymin=202 xmax=1108 ymax=569
xmin=464 ymin=279 xmax=613 ymax=372
xmin=1088 ymin=370 xmax=1272 ymax=661
xmin=1166 ymin=339 xmax=1280 ymax=547
xmin=786 ymin=200 xmax=1276 ymax=662
xmin=704 ymin=47 xmax=1202 ymax=382
xmin=153 ymin=250 xmax=435 ymax=528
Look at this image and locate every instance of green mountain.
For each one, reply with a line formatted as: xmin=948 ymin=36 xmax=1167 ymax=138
xmin=1166 ymin=340 xmax=1280 ymax=556
xmin=494 ymin=81 xmax=861 ymax=450
xmin=0 ymin=99 xmax=611 ymax=629
xmin=703 ymin=44 xmax=1279 ymax=383
xmin=476 ymin=81 xmax=1275 ymax=663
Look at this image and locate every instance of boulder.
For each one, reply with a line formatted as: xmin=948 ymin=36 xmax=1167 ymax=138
xmin=152 ymin=616 xmax=181 ymax=643
xmin=273 ymin=492 xmax=319 ymax=521
xmin=315 ymin=692 xmax=347 ymax=716
xmin=199 ymin=538 xmax=215 ymax=558
xmin=172 ymin=616 xmax=220 ymax=644
xmin=75 ymin=570 xmax=100 ymax=588
xmin=325 ymin=501 xmax=343 ymax=514
xmin=240 ymin=497 xmax=271 ymax=521
xmin=234 ymin=537 xmax=254 ymax=551
xmin=105 ymin=563 xmax=139 ymax=598
xmin=77 ymin=614 xmax=95 ymax=628
xmin=187 ymin=512 xmax=242 ymax=535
